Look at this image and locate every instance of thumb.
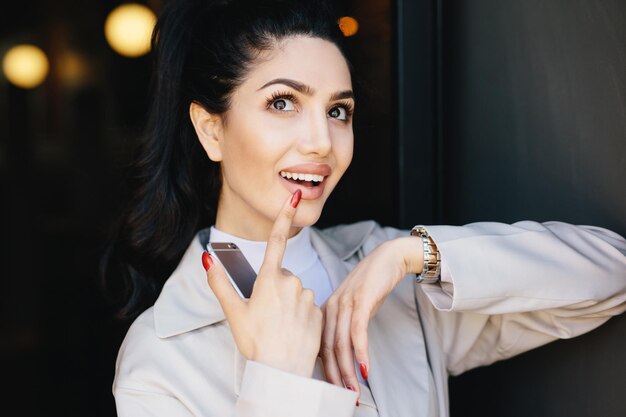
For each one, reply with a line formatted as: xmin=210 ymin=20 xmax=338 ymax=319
xmin=202 ymin=251 xmax=244 ymax=318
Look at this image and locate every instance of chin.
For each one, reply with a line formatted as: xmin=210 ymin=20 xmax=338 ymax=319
xmin=293 ymin=204 xmax=324 ymax=228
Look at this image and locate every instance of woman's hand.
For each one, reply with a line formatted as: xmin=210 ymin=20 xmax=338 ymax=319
xmin=320 ymin=236 xmax=424 ymax=398
xmin=203 ymin=190 xmax=323 ymax=378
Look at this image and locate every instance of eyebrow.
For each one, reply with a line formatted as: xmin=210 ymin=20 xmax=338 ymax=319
xmin=258 ymin=78 xmax=354 ymax=101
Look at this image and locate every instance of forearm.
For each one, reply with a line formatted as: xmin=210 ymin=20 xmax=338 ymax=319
xmin=409 ymin=220 xmax=626 ymax=374
xmin=419 ymin=220 xmax=626 ymax=313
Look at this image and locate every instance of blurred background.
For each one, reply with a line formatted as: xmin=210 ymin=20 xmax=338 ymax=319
xmin=1 ymin=0 xmax=624 ymax=416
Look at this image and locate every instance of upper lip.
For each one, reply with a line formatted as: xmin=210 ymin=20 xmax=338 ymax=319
xmin=279 ymin=163 xmax=332 ymax=177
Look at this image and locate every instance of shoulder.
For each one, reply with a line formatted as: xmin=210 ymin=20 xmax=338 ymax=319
xmin=113 ymin=308 xmax=166 ymax=391
xmin=114 ymin=306 xmax=234 ymax=393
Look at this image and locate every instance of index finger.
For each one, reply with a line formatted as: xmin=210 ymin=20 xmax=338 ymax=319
xmin=262 ymin=189 xmax=302 ymax=270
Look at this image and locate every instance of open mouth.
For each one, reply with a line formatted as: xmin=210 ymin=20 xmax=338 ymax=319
xmin=279 ymin=171 xmax=325 ymax=187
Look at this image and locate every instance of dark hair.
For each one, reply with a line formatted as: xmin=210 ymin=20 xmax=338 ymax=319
xmin=100 ymin=0 xmax=348 ymax=320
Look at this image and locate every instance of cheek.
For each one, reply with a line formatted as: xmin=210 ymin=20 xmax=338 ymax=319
xmin=333 ymin=130 xmax=354 ymax=173
xmin=221 ymin=116 xmax=291 ymax=188
xmin=221 ymin=123 xmax=257 ymax=180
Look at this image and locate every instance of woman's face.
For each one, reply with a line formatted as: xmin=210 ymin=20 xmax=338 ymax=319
xmin=199 ymin=36 xmax=354 ymax=240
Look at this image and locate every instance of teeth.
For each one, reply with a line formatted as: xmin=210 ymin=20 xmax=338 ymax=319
xmin=280 ymin=171 xmax=325 ymax=182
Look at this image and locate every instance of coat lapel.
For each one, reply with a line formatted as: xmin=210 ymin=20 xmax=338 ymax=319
xmin=366 ymin=276 xmax=433 ymax=417
xmin=153 ymin=229 xmax=226 ymax=338
xmin=310 ymin=226 xmax=434 ymax=417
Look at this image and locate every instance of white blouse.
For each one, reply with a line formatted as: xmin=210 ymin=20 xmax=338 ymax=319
xmin=209 ymin=226 xmax=333 ymax=307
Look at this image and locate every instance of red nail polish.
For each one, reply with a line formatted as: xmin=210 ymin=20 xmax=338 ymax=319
xmin=202 ymin=251 xmax=213 ymax=271
xmin=359 ymin=362 xmax=368 ymax=380
xmin=290 ymin=189 xmax=302 ymax=208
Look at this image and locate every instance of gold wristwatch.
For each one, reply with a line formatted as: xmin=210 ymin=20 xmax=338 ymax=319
xmin=410 ymin=226 xmax=441 ymax=284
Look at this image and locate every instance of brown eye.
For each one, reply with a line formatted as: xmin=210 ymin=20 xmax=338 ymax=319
xmin=271 ymin=98 xmax=295 ymax=111
xmin=328 ymin=106 xmax=347 ymax=120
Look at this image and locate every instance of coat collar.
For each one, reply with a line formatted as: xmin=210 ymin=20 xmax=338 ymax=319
xmin=153 ymin=221 xmax=377 ymax=338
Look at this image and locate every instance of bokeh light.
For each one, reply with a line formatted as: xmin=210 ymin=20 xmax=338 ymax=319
xmin=104 ymin=3 xmax=157 ymax=58
xmin=338 ymin=16 xmax=359 ymax=37
xmin=2 ymin=44 xmax=50 ymax=89
xmin=57 ymin=51 xmax=90 ymax=87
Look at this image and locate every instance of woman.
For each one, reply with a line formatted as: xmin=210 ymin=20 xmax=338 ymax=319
xmin=103 ymin=0 xmax=626 ymax=416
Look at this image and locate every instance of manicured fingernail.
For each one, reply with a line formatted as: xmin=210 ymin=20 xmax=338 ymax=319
xmin=359 ymin=362 xmax=368 ymax=380
xmin=290 ymin=189 xmax=302 ymax=208
xmin=202 ymin=251 xmax=213 ymax=271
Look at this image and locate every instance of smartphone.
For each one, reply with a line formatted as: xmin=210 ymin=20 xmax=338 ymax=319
xmin=207 ymin=242 xmax=257 ymax=299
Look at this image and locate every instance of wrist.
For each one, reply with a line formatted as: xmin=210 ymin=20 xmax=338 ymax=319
xmin=395 ymin=236 xmax=425 ymax=276
xmin=251 ymin=353 xmax=315 ymax=378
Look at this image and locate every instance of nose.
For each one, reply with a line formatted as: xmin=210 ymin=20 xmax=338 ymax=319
xmin=297 ymin=109 xmax=332 ymax=157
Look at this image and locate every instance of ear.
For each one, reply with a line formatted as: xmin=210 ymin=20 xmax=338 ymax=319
xmin=189 ymin=102 xmax=225 ymax=162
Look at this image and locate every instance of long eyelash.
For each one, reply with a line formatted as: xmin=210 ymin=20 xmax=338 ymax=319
xmin=265 ymin=90 xmax=298 ymax=109
xmin=265 ymin=92 xmax=354 ymax=119
xmin=333 ymin=100 xmax=355 ymax=118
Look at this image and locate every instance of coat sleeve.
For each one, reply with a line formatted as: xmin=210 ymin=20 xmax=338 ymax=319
xmin=384 ymin=221 xmax=626 ymax=376
xmin=113 ymin=318 xmax=358 ymax=417
xmin=114 ymin=360 xmax=358 ymax=417
xmin=114 ymin=387 xmax=196 ymax=417
xmin=233 ymin=361 xmax=358 ymax=417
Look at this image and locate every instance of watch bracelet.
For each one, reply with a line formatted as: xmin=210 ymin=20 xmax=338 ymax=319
xmin=410 ymin=226 xmax=441 ymax=284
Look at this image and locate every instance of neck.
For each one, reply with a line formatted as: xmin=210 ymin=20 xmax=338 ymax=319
xmin=214 ymin=189 xmax=302 ymax=241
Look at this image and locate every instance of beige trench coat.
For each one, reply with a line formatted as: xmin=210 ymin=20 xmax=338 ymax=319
xmin=113 ymin=220 xmax=626 ymax=417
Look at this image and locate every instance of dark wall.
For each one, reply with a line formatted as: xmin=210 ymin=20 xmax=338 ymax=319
xmin=442 ymin=0 xmax=626 ymax=231
xmin=440 ymin=1 xmax=626 ymax=416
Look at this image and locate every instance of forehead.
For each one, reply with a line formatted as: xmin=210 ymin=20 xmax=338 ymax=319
xmin=241 ymin=36 xmax=352 ymax=94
